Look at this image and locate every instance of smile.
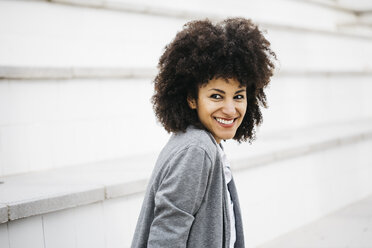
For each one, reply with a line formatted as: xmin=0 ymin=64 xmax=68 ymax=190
xmin=215 ymin=117 xmax=235 ymax=125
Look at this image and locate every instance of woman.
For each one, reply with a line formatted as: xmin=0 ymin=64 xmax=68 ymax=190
xmin=131 ymin=18 xmax=276 ymax=248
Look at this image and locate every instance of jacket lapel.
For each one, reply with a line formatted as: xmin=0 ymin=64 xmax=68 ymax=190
xmin=227 ymin=179 xmax=245 ymax=248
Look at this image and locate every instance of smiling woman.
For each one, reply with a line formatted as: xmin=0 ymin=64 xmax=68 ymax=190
xmin=131 ymin=18 xmax=276 ymax=248
xmin=187 ymin=78 xmax=247 ymax=144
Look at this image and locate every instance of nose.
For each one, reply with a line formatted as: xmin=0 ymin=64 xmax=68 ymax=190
xmin=221 ymin=100 xmax=236 ymax=116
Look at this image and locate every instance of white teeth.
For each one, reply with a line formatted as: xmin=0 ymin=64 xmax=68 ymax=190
xmin=216 ymin=118 xmax=234 ymax=125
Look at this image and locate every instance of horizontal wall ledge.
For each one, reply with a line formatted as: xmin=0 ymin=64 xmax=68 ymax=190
xmin=225 ymin=118 xmax=372 ymax=171
xmin=294 ymin=0 xmax=372 ymax=14
xmin=52 ymin=0 xmax=365 ymax=15
xmin=0 ymin=66 xmax=157 ymax=80
xmin=43 ymin=0 xmax=372 ymax=40
xmin=8 ymin=187 xmax=105 ymax=221
xmin=0 ymin=204 xmax=7 ymax=224
xmin=294 ymin=0 xmax=355 ymax=14
xmin=2 ymin=66 xmax=372 ymax=80
xmin=232 ymin=128 xmax=372 ymax=171
xmin=0 ymin=119 xmax=371 ymax=223
xmin=276 ymin=70 xmax=372 ymax=77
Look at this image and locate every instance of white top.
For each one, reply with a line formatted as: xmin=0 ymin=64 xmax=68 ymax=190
xmin=217 ymin=144 xmax=236 ymax=248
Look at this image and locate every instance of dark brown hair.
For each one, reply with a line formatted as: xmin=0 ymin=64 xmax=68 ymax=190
xmin=152 ymin=18 xmax=276 ymax=142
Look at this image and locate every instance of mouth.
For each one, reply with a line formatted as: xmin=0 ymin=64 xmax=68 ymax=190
xmin=214 ymin=117 xmax=237 ymax=127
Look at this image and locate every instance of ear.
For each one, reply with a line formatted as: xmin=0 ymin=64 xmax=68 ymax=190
xmin=187 ymin=97 xmax=197 ymax=109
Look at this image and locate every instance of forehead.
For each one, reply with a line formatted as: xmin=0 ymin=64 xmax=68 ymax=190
xmin=200 ymin=77 xmax=245 ymax=90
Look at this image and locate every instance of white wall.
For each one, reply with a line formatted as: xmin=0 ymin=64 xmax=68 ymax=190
xmin=236 ymin=139 xmax=372 ymax=247
xmin=0 ymin=0 xmax=367 ymax=69
xmin=0 ymin=78 xmax=169 ymax=176
xmin=1 ymin=74 xmax=372 ymax=176
xmin=261 ymin=75 xmax=372 ymax=133
xmin=1 ymin=0 xmax=372 ymax=247
xmin=0 ymin=194 xmax=143 ymax=248
xmin=1 ymin=0 xmax=372 ymax=176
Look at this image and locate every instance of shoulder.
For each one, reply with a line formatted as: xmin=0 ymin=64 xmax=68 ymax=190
xmin=159 ymin=126 xmax=218 ymax=164
xmin=172 ymin=126 xmax=218 ymax=161
xmin=151 ymin=126 xmax=218 ymax=190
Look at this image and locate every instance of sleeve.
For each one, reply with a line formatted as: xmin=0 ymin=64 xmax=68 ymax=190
xmin=147 ymin=145 xmax=212 ymax=247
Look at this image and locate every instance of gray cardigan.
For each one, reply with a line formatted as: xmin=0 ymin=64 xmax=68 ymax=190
xmin=131 ymin=126 xmax=245 ymax=248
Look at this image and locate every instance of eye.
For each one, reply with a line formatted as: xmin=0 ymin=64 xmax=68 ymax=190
xmin=234 ymin=94 xmax=245 ymax=100
xmin=210 ymin=94 xmax=222 ymax=99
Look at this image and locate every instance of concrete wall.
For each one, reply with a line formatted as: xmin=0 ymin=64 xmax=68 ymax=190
xmin=1 ymin=74 xmax=372 ymax=176
xmin=0 ymin=195 xmax=143 ymax=248
xmin=236 ymin=140 xmax=372 ymax=246
xmin=1 ymin=0 xmax=372 ymax=247
xmin=1 ymin=0 xmax=372 ymax=176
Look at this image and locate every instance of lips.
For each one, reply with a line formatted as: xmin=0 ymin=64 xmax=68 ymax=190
xmin=215 ymin=117 xmax=234 ymax=124
xmin=214 ymin=117 xmax=238 ymax=128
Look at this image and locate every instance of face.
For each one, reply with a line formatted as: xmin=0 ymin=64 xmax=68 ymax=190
xmin=188 ymin=78 xmax=247 ymax=144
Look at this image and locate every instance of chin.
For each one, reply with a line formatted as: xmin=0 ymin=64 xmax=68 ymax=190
xmin=217 ymin=132 xmax=236 ymax=141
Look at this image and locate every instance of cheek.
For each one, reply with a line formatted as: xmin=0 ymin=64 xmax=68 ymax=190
xmin=239 ymin=103 xmax=247 ymax=117
xmin=197 ymin=105 xmax=212 ymax=122
xmin=197 ymin=98 xmax=213 ymax=113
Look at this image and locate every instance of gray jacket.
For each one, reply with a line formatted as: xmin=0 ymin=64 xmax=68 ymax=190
xmin=131 ymin=126 xmax=245 ymax=247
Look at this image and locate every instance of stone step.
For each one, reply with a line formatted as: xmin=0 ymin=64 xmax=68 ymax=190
xmin=337 ymin=21 xmax=372 ymax=36
xmin=43 ymin=0 xmax=362 ymax=32
xmin=2 ymin=65 xmax=372 ymax=80
xmin=2 ymin=0 xmax=372 ymax=72
xmin=258 ymin=193 xmax=372 ymax=247
xmin=1 ymin=73 xmax=372 ymax=176
xmin=0 ymin=119 xmax=371 ymax=224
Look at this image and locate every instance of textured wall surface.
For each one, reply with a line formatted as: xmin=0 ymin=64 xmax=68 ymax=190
xmin=1 ymin=0 xmax=372 ymax=247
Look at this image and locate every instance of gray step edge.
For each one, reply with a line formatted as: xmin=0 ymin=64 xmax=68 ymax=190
xmin=232 ymin=131 xmax=372 ymax=171
xmin=0 ymin=204 xmax=7 ymax=224
xmin=2 ymin=66 xmax=372 ymax=80
xmin=0 ymin=66 xmax=157 ymax=80
xmin=8 ymin=187 xmax=105 ymax=221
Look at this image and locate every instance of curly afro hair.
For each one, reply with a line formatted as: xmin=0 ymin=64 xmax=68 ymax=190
xmin=152 ymin=17 xmax=276 ymax=142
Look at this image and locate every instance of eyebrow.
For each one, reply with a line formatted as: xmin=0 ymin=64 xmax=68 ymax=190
xmin=209 ymin=88 xmax=246 ymax=94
